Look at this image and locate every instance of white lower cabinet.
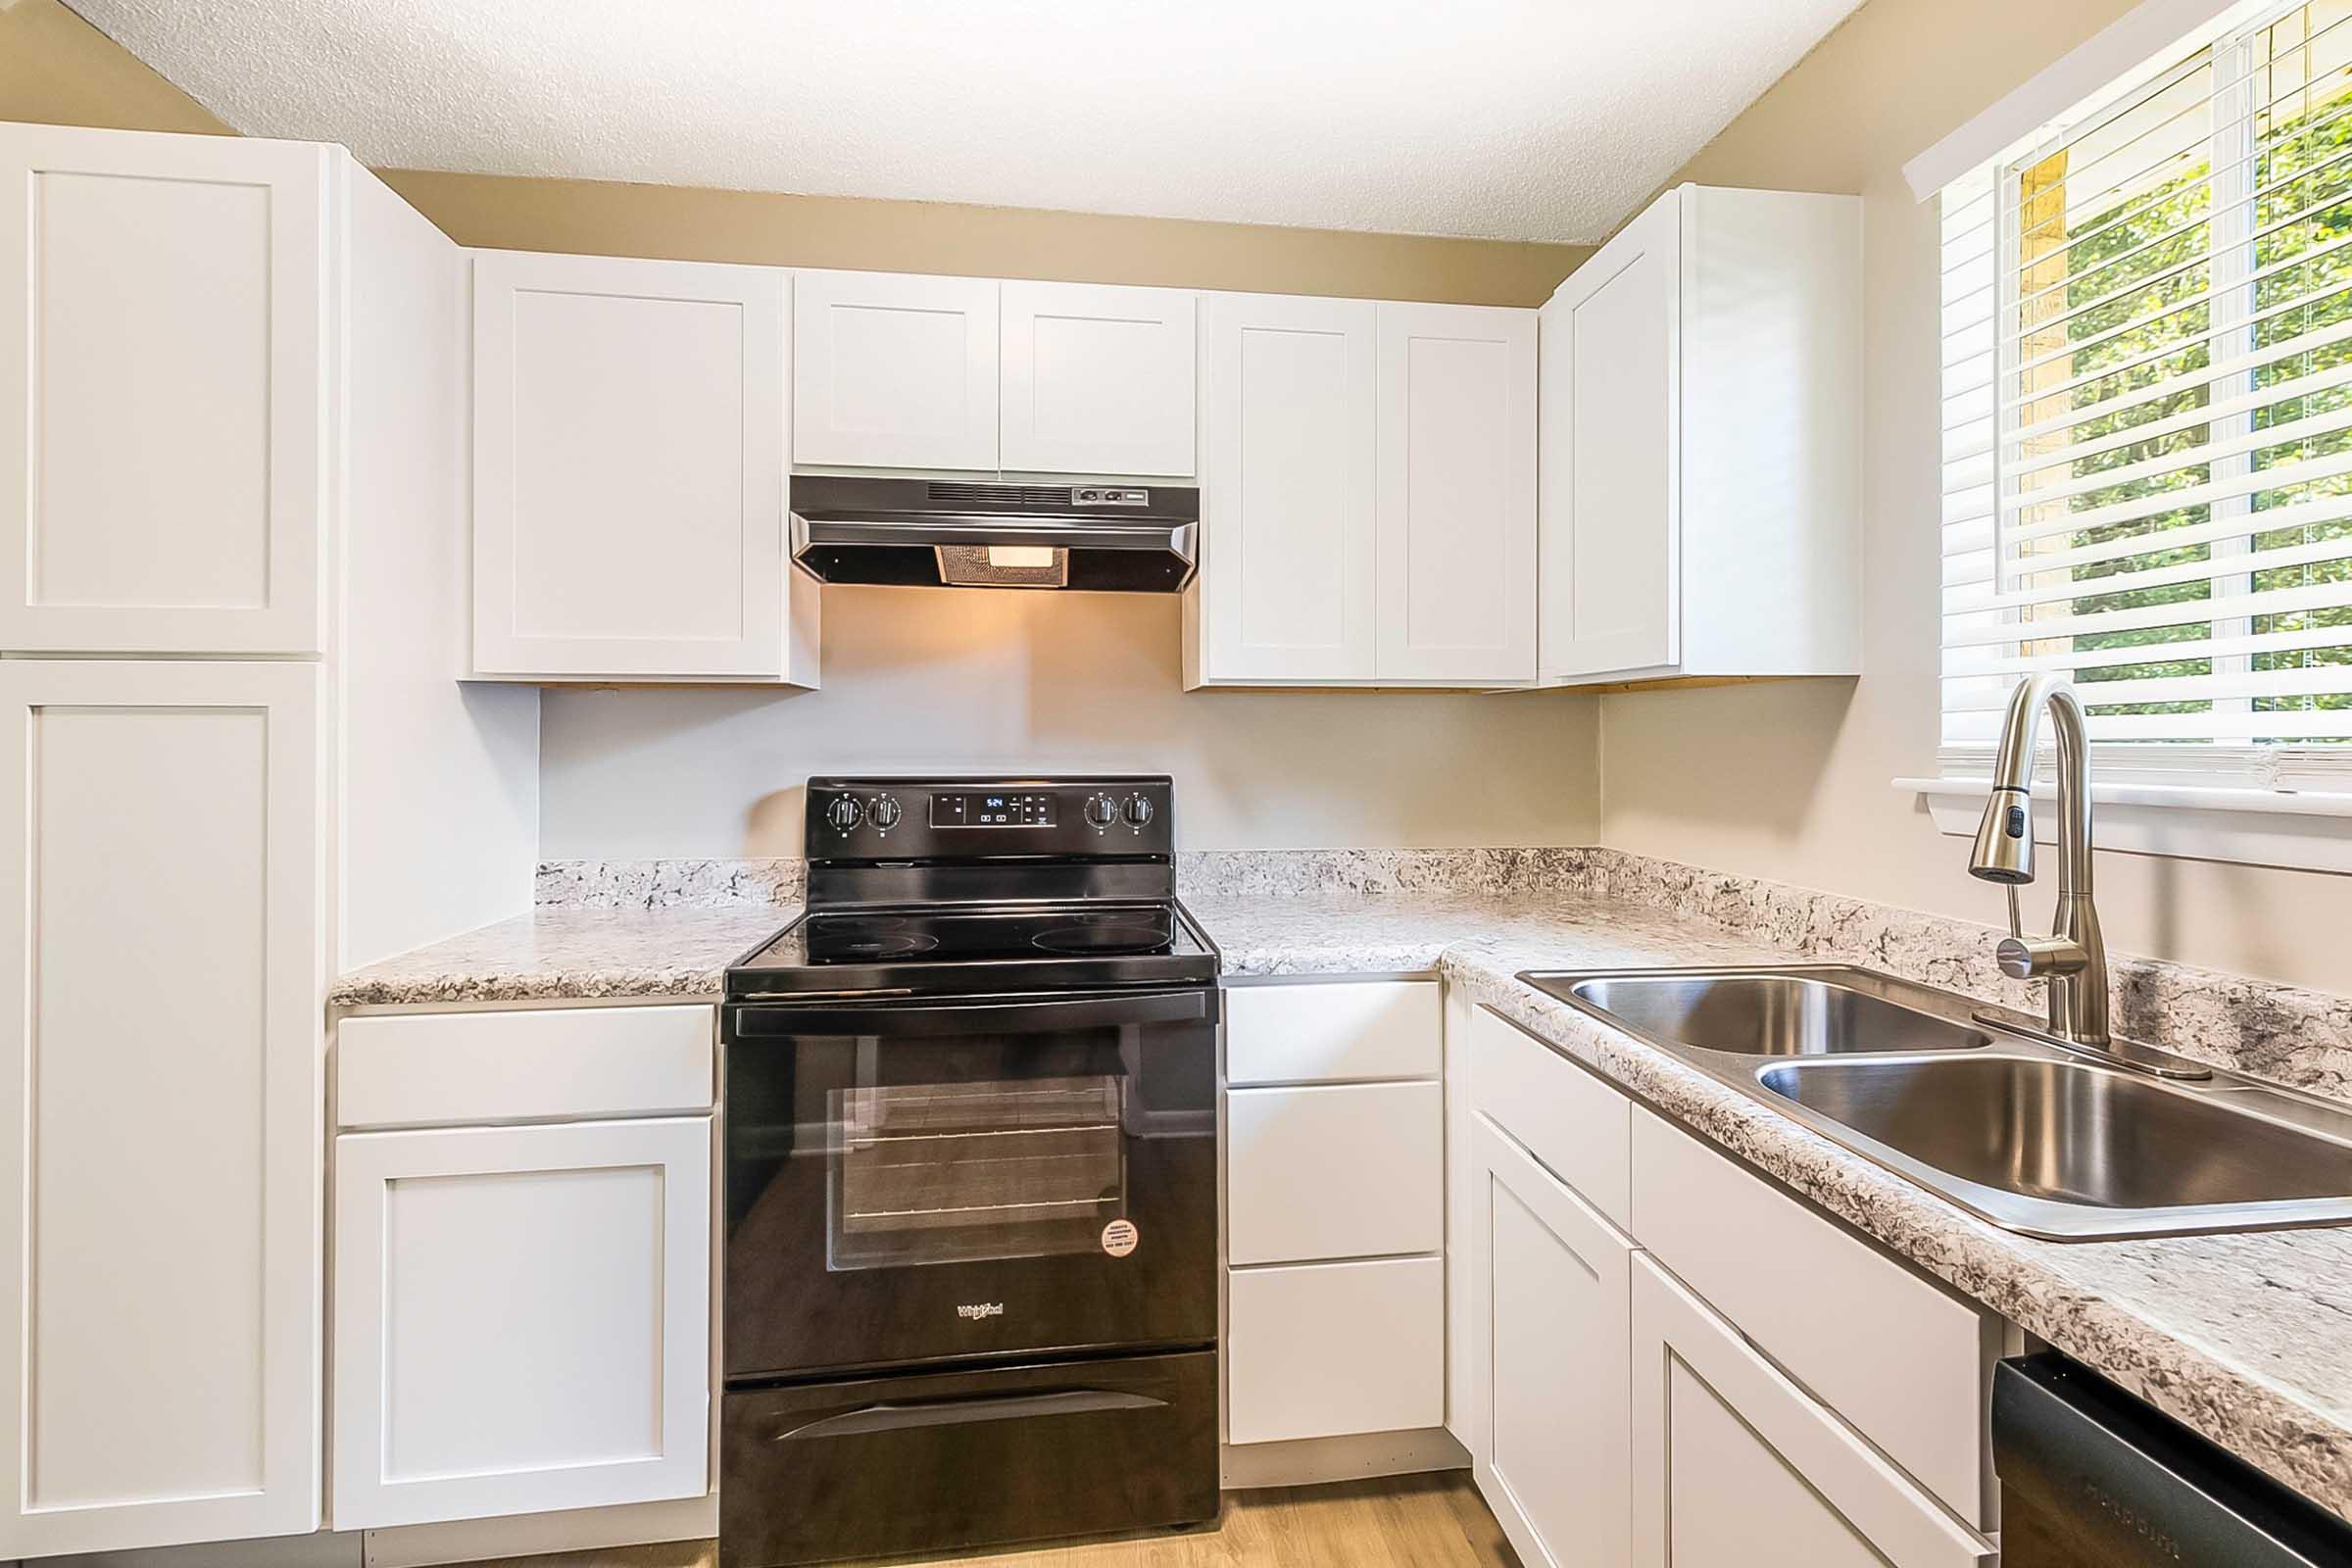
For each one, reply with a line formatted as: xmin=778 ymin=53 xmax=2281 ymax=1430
xmin=1631 ymin=1255 xmax=1995 ymax=1568
xmin=1226 ymin=1256 xmax=1446 ymax=1445
xmin=1468 ymin=1116 xmax=1633 ymax=1568
xmin=0 ymin=661 xmax=324 ymax=1559
xmin=333 ymin=1116 xmax=712 ymax=1529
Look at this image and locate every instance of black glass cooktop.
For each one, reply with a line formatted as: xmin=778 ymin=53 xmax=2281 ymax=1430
xmin=728 ymin=901 xmax=1218 ymax=997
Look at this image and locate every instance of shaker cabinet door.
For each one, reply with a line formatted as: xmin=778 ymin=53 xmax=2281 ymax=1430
xmin=1540 ymin=194 xmax=1681 ymax=681
xmin=333 ymin=1117 xmax=713 ymax=1529
xmin=793 ymin=270 xmax=1000 ymax=470
xmin=0 ymin=123 xmax=329 ymax=656
xmin=1373 ymin=302 xmax=1537 ymax=684
xmin=470 ymin=249 xmax=795 ymax=679
xmin=1467 ymin=1116 xmax=1633 ymax=1568
xmin=1195 ymin=292 xmax=1378 ymax=683
xmin=1002 ymin=280 xmax=1196 ymax=476
xmin=0 ymin=661 xmax=324 ymax=1558
xmin=1631 ymin=1256 xmax=1995 ymax=1568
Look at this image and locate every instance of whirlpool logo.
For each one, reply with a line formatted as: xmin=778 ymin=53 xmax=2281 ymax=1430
xmin=956 ymin=1301 xmax=1004 ymax=1321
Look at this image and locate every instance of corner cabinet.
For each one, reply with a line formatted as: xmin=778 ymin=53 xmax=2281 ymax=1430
xmin=1538 ymin=184 xmax=1862 ymax=688
xmin=0 ymin=125 xmax=329 ymax=657
xmin=469 ymin=250 xmax=818 ymax=684
xmin=1186 ymin=298 xmax=1537 ymax=688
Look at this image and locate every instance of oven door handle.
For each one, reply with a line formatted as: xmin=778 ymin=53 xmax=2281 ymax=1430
xmin=730 ymin=988 xmax=1211 ymax=1038
xmin=770 ymin=1387 xmax=1169 ymax=1442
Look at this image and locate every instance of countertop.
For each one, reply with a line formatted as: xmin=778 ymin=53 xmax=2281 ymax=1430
xmin=330 ymin=890 xmax=2352 ymax=1521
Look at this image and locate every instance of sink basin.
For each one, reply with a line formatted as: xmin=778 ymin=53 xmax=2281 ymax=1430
xmin=1758 ymin=1056 xmax=2352 ymax=1229
xmin=1520 ymin=962 xmax=2352 ymax=1239
xmin=1538 ymin=970 xmax=1992 ymax=1056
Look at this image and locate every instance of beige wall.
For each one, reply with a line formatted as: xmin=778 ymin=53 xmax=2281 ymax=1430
xmin=6 ymin=0 xmax=1600 ymax=857
xmin=1597 ymin=0 xmax=2352 ymax=992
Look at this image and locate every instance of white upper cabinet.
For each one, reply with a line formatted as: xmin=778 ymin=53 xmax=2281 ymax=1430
xmin=1375 ymin=302 xmax=1538 ymax=685
xmin=793 ymin=270 xmax=1001 ymax=470
xmin=1187 ymin=295 xmax=1535 ymax=689
xmin=0 ymin=124 xmax=328 ymax=656
xmin=1001 ymin=281 xmax=1196 ymax=476
xmin=469 ymin=250 xmax=816 ymax=683
xmin=1190 ymin=293 xmax=1377 ymax=684
xmin=1539 ymin=184 xmax=1863 ymax=687
xmin=0 ymin=661 xmax=324 ymax=1559
xmin=1541 ymin=195 xmax=1681 ymax=680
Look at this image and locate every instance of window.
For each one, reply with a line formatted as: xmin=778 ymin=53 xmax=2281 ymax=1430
xmin=1937 ymin=0 xmax=2352 ymax=802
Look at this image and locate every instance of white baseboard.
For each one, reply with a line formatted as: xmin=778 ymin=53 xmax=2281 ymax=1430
xmin=1220 ymin=1427 xmax=1469 ymax=1490
xmin=39 ymin=1533 xmax=361 ymax=1568
xmin=362 ymin=1494 xmax=717 ymax=1568
xmin=23 ymin=1493 xmax=719 ymax=1568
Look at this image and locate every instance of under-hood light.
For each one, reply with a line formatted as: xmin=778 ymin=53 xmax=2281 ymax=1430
xmin=935 ymin=544 xmax=1070 ymax=588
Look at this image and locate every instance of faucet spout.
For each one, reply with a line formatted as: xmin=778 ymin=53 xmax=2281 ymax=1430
xmin=1967 ymin=675 xmax=2109 ymax=1046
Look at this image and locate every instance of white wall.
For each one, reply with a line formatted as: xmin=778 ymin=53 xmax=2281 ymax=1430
xmin=538 ymin=585 xmax=1599 ymax=858
xmin=1598 ymin=0 xmax=2352 ymax=994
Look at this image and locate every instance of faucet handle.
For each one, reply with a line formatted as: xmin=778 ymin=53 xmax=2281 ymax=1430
xmin=1996 ymin=935 xmax=2089 ymax=981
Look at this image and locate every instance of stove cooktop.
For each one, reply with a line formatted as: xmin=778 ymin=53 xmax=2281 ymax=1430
xmin=726 ymin=900 xmax=1219 ymax=998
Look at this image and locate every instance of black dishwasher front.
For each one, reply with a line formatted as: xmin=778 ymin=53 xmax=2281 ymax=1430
xmin=1994 ymin=1352 xmax=2352 ymax=1567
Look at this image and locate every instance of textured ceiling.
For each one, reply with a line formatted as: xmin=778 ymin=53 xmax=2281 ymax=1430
xmin=70 ymin=0 xmax=1863 ymax=243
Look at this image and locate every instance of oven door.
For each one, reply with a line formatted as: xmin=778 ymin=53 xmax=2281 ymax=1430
xmin=723 ymin=986 xmax=1218 ymax=1381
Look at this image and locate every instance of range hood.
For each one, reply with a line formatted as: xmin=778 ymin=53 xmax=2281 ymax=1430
xmin=790 ymin=476 xmax=1199 ymax=592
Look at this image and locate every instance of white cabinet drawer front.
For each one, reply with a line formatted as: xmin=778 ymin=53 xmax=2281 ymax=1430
xmin=1001 ymin=281 xmax=1196 ymax=476
xmin=1631 ymin=1110 xmax=1999 ymax=1527
xmin=0 ymin=125 xmax=327 ymax=656
xmin=333 ymin=1118 xmax=712 ymax=1529
xmin=1633 ymin=1256 xmax=1993 ymax=1568
xmin=471 ymin=250 xmax=790 ymax=678
xmin=1227 ymin=1256 xmax=1444 ymax=1445
xmin=1473 ymin=1117 xmax=1634 ymax=1568
xmin=337 ymin=1004 xmax=715 ymax=1128
xmin=1468 ymin=1004 xmax=1631 ymax=1229
xmin=793 ymin=270 xmax=999 ymax=469
xmin=1226 ymin=1081 xmax=1442 ymax=1264
xmin=1226 ymin=979 xmax=1440 ymax=1086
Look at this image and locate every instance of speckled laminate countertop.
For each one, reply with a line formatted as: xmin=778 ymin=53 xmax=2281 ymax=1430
xmin=329 ymin=890 xmax=2352 ymax=1522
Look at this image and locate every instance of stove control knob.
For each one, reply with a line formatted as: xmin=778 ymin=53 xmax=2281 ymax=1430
xmin=826 ymin=796 xmax=865 ymax=833
xmin=1084 ymin=793 xmax=1118 ymax=828
xmin=1123 ymin=796 xmax=1154 ymax=828
xmin=871 ymin=794 xmax=903 ymax=830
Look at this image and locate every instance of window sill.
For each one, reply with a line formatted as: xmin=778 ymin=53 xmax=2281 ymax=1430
xmin=1892 ymin=775 xmax=2352 ymax=873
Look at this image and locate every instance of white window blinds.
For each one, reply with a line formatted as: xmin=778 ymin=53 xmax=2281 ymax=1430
xmin=1939 ymin=0 xmax=2352 ymax=785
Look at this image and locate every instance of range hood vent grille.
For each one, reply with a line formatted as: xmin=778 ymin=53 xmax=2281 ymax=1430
xmin=926 ymin=482 xmax=1075 ymax=508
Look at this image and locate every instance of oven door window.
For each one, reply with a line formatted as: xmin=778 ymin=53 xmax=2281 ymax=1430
xmin=828 ymin=1065 xmax=1127 ymax=1270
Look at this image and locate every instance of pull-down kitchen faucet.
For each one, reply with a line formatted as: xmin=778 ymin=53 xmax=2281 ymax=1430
xmin=1967 ymin=674 xmax=2110 ymax=1047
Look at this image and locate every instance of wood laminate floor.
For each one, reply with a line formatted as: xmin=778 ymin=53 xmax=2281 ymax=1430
xmin=453 ymin=1472 xmax=1519 ymax=1568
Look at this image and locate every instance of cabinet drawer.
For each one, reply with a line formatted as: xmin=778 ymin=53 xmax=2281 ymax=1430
xmin=1226 ymin=1081 xmax=1442 ymax=1264
xmin=1631 ymin=1110 xmax=2001 ymax=1528
xmin=1226 ymin=980 xmax=1439 ymax=1086
xmin=337 ymin=1005 xmax=714 ymax=1129
xmin=1468 ymin=1004 xmax=1631 ymax=1228
xmin=1634 ymin=1255 xmax=1993 ymax=1568
xmin=1227 ymin=1256 xmax=1444 ymax=1445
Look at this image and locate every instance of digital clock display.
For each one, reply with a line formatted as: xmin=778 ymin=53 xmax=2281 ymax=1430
xmin=930 ymin=792 xmax=1055 ymax=827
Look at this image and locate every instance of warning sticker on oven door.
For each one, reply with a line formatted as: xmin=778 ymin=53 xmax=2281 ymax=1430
xmin=1101 ymin=1219 xmax=1139 ymax=1257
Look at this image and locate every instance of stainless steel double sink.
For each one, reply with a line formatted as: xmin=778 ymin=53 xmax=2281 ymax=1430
xmin=1522 ymin=965 xmax=2352 ymax=1241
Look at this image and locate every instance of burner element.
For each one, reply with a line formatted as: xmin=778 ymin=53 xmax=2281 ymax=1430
xmin=1032 ymin=910 xmax=1176 ymax=956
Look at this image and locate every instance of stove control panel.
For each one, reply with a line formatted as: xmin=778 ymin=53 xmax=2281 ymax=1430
xmin=807 ymin=775 xmax=1173 ymax=858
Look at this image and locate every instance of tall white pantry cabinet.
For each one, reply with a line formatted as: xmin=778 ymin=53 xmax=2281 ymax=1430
xmin=0 ymin=122 xmax=538 ymax=1558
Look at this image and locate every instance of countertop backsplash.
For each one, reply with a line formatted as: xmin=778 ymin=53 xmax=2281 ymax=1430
xmin=534 ymin=847 xmax=2352 ymax=1103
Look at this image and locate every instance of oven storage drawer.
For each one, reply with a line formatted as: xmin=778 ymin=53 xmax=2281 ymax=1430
xmin=719 ymin=1349 xmax=1217 ymax=1567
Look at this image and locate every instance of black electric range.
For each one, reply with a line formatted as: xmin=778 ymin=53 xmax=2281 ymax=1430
xmin=718 ymin=776 xmax=1221 ymax=1568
